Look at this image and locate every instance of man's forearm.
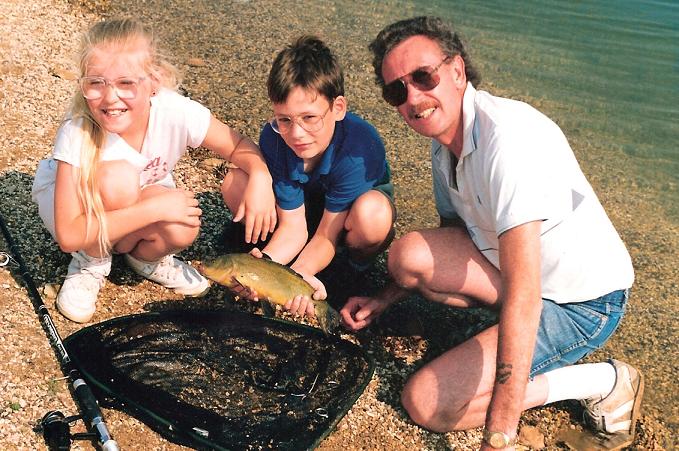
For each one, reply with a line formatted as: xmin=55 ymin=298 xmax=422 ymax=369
xmin=484 ymin=295 xmax=542 ymax=438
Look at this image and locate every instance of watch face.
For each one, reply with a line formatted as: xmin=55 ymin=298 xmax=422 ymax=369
xmin=489 ymin=432 xmax=508 ymax=448
xmin=490 ymin=432 xmax=507 ymax=448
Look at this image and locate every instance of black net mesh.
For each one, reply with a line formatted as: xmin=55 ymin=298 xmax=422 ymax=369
xmin=63 ymin=309 xmax=374 ymax=450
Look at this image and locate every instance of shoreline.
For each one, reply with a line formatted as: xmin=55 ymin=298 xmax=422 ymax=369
xmin=1 ymin=0 xmax=676 ymax=449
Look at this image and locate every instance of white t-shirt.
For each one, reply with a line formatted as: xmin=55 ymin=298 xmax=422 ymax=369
xmin=51 ymin=87 xmax=211 ymax=188
xmin=432 ymin=83 xmax=634 ymax=303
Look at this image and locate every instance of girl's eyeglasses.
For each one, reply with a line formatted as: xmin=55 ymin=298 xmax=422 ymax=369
xmin=79 ymin=76 xmax=147 ymax=100
xmin=269 ymin=105 xmax=332 ymax=134
xmin=382 ymin=56 xmax=452 ymax=107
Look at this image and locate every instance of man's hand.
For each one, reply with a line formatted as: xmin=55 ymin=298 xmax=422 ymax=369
xmin=340 ymin=295 xmax=392 ymax=331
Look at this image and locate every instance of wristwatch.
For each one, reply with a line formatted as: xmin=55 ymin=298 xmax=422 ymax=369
xmin=483 ymin=429 xmax=517 ymax=449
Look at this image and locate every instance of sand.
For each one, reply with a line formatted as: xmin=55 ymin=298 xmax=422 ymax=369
xmin=0 ymin=0 xmax=676 ymax=449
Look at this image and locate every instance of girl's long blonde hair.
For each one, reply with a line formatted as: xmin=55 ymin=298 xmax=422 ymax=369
xmin=69 ymin=18 xmax=181 ymax=255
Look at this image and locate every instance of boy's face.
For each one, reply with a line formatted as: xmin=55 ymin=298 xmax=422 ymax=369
xmin=272 ymin=87 xmax=346 ymax=163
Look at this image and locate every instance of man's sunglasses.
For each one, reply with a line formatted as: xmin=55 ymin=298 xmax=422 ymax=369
xmin=382 ymin=56 xmax=452 ymax=107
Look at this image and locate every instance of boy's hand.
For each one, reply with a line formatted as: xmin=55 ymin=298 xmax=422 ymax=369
xmin=282 ymin=272 xmax=326 ymax=319
xmin=227 ymin=276 xmax=259 ymax=301
xmin=235 ymin=173 xmax=277 ymax=244
xmin=284 ymin=294 xmax=316 ymax=318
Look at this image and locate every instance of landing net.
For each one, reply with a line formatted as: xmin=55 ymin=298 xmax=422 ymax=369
xmin=64 ymin=309 xmax=374 ymax=450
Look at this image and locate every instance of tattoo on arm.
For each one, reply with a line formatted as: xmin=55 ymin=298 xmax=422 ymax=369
xmin=496 ymin=363 xmax=513 ymax=384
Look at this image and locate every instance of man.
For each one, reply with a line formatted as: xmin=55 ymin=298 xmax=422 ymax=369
xmin=340 ymin=16 xmax=642 ymax=450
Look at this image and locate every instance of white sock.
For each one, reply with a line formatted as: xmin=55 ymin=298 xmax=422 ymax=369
xmin=543 ymin=362 xmax=616 ymax=405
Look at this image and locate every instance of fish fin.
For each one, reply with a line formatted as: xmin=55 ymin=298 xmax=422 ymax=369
xmin=260 ymin=299 xmax=276 ymax=318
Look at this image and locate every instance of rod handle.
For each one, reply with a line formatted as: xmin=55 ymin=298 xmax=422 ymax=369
xmin=73 ymin=378 xmax=119 ymax=451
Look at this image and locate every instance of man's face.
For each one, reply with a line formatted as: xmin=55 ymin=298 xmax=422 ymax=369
xmin=381 ymin=35 xmax=466 ymax=147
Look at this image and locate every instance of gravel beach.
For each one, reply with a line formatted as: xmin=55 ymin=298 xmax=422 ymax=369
xmin=1 ymin=0 xmax=677 ymax=449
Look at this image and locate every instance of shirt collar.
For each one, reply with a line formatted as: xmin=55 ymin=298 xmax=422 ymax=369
xmin=432 ymin=82 xmax=478 ymax=160
xmin=460 ymin=81 xmax=478 ymax=158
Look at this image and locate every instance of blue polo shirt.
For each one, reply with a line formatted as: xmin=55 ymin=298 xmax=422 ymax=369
xmin=259 ymin=112 xmax=390 ymax=213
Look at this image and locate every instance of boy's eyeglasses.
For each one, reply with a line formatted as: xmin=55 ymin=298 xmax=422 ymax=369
xmin=270 ymin=106 xmax=332 ymax=134
xmin=382 ymin=56 xmax=452 ymax=107
xmin=79 ymin=76 xmax=147 ymax=100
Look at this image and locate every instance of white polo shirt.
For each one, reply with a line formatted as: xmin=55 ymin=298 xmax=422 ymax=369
xmin=432 ymin=83 xmax=634 ymax=303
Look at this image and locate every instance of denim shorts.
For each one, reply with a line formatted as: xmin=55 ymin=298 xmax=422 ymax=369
xmin=530 ymin=289 xmax=629 ymax=377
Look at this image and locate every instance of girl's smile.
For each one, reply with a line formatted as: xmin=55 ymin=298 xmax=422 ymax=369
xmin=84 ymin=48 xmax=155 ymax=150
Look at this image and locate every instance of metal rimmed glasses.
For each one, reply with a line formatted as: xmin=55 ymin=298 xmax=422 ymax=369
xmin=79 ymin=76 xmax=148 ymax=100
xmin=269 ymin=105 xmax=332 ymax=134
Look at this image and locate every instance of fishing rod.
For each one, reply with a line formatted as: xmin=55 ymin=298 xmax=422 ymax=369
xmin=0 ymin=212 xmax=119 ymax=451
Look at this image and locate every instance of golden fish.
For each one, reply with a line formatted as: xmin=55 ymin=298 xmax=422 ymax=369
xmin=200 ymin=253 xmax=339 ymax=334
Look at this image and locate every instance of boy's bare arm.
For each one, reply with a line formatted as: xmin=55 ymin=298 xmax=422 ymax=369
xmin=261 ymin=205 xmax=307 ymax=264
xmin=291 ymin=209 xmax=348 ymax=277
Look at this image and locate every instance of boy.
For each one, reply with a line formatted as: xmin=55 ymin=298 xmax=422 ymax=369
xmin=222 ymin=35 xmax=395 ymax=317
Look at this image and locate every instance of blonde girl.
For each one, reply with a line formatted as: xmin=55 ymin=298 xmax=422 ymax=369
xmin=32 ymin=18 xmax=276 ymax=323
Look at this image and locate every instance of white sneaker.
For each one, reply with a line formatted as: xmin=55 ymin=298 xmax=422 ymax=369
xmin=124 ymin=253 xmax=209 ymax=296
xmin=56 ymin=251 xmax=112 ymax=323
xmin=582 ymin=359 xmax=644 ymax=443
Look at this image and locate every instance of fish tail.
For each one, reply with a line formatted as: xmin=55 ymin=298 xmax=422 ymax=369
xmin=315 ymin=302 xmax=340 ymax=335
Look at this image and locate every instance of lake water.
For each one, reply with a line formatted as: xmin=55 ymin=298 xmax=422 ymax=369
xmin=412 ymin=0 xmax=679 ymax=220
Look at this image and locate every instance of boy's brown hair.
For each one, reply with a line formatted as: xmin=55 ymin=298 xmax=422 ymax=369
xmin=267 ymin=35 xmax=344 ymax=104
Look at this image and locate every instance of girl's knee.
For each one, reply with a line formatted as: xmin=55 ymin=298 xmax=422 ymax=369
xmin=98 ymin=161 xmax=141 ymax=210
xmin=162 ymin=223 xmax=200 ymax=250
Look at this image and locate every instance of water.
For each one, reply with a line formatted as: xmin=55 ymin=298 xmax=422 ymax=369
xmin=413 ymin=0 xmax=679 ymax=219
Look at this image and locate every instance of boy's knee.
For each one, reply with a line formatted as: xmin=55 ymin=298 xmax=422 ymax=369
xmin=220 ymin=168 xmax=248 ymax=212
xmin=346 ymin=192 xmax=394 ymax=246
xmin=98 ymin=161 xmax=141 ymax=210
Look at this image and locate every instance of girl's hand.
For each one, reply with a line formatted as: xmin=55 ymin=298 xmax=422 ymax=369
xmin=155 ymin=189 xmax=202 ymax=226
xmin=234 ymin=174 xmax=277 ymax=244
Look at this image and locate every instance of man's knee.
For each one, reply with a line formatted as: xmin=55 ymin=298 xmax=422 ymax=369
xmin=401 ymin=372 xmax=464 ymax=433
xmin=387 ymin=231 xmax=430 ymax=289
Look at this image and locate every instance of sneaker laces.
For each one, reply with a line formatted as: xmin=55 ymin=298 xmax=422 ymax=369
xmin=67 ymin=251 xmax=110 ymax=285
xmin=142 ymin=255 xmax=195 ymax=284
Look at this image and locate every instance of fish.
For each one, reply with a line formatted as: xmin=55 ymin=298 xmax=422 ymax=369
xmin=200 ymin=253 xmax=340 ymax=334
